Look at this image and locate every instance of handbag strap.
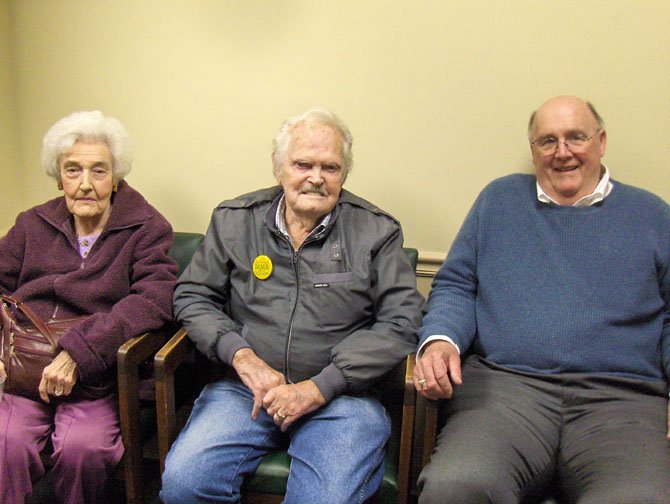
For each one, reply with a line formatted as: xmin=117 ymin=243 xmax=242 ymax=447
xmin=0 ymin=295 xmax=57 ymax=347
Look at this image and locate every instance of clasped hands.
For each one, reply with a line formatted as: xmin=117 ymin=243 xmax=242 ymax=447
xmin=232 ymin=348 xmax=326 ymax=432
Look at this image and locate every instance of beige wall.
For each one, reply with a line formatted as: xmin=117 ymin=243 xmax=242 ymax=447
xmin=0 ymin=1 xmax=23 ymax=223
xmin=3 ymin=1 xmax=670 ymax=269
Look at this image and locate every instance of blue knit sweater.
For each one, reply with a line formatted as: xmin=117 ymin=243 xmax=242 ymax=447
xmin=420 ymin=174 xmax=670 ymax=383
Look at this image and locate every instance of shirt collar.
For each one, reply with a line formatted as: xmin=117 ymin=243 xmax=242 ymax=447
xmin=275 ymin=194 xmax=332 ymax=241
xmin=536 ymin=164 xmax=613 ymax=207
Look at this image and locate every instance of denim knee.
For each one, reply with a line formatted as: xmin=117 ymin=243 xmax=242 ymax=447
xmin=284 ymin=395 xmax=390 ymax=503
xmin=161 ymin=456 xmax=207 ymax=504
xmin=161 ymin=455 xmax=241 ymax=504
xmin=160 ymin=462 xmax=192 ymax=504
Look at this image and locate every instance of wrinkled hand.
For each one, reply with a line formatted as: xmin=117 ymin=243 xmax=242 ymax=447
xmin=39 ymin=350 xmax=78 ymax=403
xmin=232 ymin=348 xmax=285 ymax=420
xmin=263 ymin=380 xmax=326 ymax=432
xmin=413 ymin=340 xmax=462 ymax=400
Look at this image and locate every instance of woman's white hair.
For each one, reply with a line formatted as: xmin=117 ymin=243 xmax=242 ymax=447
xmin=41 ymin=111 xmax=133 ymax=182
xmin=271 ymin=107 xmax=353 ymax=181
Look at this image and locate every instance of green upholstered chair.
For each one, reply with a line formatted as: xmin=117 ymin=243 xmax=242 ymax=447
xmin=155 ymin=247 xmax=421 ymax=504
xmin=117 ymin=231 xmax=204 ymax=503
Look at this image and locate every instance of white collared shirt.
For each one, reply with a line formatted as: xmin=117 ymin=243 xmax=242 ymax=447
xmin=275 ymin=195 xmax=332 ymax=246
xmin=536 ymin=164 xmax=613 ymax=206
xmin=419 ymin=165 xmax=615 ymax=358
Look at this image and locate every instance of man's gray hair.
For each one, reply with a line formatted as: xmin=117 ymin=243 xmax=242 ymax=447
xmin=41 ymin=110 xmax=133 ymax=182
xmin=271 ymin=107 xmax=353 ymax=180
xmin=527 ymin=101 xmax=605 ymax=139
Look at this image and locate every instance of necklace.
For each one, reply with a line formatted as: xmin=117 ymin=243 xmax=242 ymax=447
xmin=77 ymin=232 xmax=101 ymax=258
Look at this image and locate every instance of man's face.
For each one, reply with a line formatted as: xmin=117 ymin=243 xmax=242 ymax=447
xmin=530 ymin=97 xmax=607 ymax=205
xmin=276 ymin=122 xmax=345 ymax=223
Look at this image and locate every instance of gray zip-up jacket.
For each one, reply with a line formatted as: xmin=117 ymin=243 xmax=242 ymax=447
xmin=173 ymin=186 xmax=424 ymax=401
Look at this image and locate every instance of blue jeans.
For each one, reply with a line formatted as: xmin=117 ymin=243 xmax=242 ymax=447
xmin=161 ymin=380 xmax=390 ymax=504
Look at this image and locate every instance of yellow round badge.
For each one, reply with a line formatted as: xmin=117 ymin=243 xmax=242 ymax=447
xmin=252 ymin=255 xmax=273 ymax=280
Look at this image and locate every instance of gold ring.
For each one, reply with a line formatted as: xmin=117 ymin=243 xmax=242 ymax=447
xmin=418 ymin=379 xmax=427 ymax=385
xmin=54 ymin=388 xmax=63 ymax=396
xmin=277 ymin=413 xmax=286 ymax=421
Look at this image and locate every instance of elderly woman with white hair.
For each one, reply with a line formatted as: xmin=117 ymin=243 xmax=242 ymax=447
xmin=0 ymin=111 xmax=177 ymax=503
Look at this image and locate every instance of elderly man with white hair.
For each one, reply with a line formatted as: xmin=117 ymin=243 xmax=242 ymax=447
xmin=161 ymin=107 xmax=424 ymax=503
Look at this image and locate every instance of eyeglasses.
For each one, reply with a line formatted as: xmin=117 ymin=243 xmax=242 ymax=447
xmin=530 ymin=130 xmax=601 ymax=155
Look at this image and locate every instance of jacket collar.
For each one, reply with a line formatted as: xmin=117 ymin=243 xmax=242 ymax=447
xmin=263 ymin=187 xmax=349 ymax=238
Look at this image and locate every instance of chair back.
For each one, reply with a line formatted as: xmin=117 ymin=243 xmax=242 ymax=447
xmin=169 ymin=232 xmax=205 ymax=276
xmin=403 ymin=247 xmax=418 ymax=271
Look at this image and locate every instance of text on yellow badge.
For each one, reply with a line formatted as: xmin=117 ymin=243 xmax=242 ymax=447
xmin=252 ymin=255 xmax=273 ymax=280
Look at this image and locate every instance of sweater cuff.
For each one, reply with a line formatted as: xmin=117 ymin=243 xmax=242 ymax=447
xmin=216 ymin=331 xmax=251 ymax=366
xmin=310 ymin=363 xmax=348 ymax=403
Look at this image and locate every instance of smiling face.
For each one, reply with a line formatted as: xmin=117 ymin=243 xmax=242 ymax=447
xmin=530 ymin=96 xmax=607 ymax=205
xmin=60 ymin=140 xmax=115 ymax=234
xmin=275 ymin=122 xmax=345 ymax=225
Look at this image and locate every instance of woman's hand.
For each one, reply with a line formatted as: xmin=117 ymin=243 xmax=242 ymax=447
xmin=39 ymin=350 xmax=78 ymax=403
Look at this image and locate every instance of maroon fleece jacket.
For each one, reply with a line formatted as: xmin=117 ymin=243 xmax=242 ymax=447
xmin=0 ymin=181 xmax=177 ymax=385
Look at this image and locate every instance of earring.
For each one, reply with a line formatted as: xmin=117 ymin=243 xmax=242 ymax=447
xmin=57 ymin=181 xmax=63 ymax=190
xmin=113 ymin=183 xmax=118 ymax=193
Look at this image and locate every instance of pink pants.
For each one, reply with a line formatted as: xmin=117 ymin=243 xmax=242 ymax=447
xmin=0 ymin=392 xmax=124 ymax=504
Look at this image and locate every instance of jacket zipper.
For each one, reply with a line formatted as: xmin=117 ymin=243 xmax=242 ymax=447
xmin=284 ymin=247 xmax=300 ymax=382
xmin=281 ymin=227 xmax=326 ymax=383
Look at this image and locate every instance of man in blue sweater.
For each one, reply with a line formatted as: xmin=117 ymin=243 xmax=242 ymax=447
xmin=414 ymin=95 xmax=670 ymax=503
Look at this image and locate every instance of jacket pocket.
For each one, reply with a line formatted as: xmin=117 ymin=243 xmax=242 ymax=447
xmin=312 ymin=271 xmax=370 ymax=330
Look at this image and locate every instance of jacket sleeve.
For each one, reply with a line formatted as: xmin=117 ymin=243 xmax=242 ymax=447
xmin=312 ymin=226 xmax=425 ymax=400
xmin=58 ymin=215 xmax=178 ymax=383
xmin=418 ymin=197 xmax=480 ymax=354
xmin=172 ymin=213 xmax=249 ymax=362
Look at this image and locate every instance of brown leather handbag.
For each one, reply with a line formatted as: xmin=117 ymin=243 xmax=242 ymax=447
xmin=0 ymin=295 xmax=113 ymax=401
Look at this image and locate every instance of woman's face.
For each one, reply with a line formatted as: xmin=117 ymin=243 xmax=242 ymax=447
xmin=59 ymin=141 xmax=115 ymax=233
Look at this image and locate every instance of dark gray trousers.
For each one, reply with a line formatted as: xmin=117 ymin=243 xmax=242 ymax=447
xmin=418 ymin=355 xmax=670 ymax=504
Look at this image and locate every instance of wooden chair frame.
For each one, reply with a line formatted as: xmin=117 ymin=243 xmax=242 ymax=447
xmin=116 ymin=231 xmax=205 ymax=503
xmin=117 ymin=331 xmax=166 ymax=503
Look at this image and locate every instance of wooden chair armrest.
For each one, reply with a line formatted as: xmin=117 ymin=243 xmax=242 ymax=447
xmin=155 ymin=327 xmax=193 ymax=379
xmin=403 ymin=353 xmax=416 ymax=408
xmin=118 ymin=331 xmax=166 ymax=373
xmin=396 ymin=353 xmax=416 ymax=504
xmin=155 ymin=327 xmax=194 ymax=472
xmin=117 ymin=330 xmax=166 ymax=432
xmin=117 ymin=331 xmax=166 ymax=503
